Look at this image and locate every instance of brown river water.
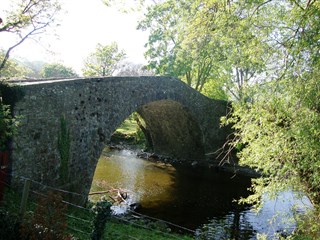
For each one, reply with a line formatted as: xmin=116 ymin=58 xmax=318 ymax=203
xmin=89 ymin=148 xmax=312 ymax=239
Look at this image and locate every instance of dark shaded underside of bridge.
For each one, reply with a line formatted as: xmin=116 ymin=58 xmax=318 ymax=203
xmin=137 ymin=100 xmax=204 ymax=160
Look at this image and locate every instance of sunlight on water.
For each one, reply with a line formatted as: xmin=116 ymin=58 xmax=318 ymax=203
xmin=90 ymin=148 xmax=176 ymax=213
xmin=245 ymin=191 xmax=313 ymax=238
xmin=89 ymin=148 xmax=313 ymax=238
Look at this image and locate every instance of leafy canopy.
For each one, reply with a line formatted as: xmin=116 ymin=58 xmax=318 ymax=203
xmin=223 ymin=0 xmax=320 ymax=209
xmin=137 ymin=0 xmax=280 ymax=100
xmin=0 ymin=50 xmax=31 ymax=79
xmin=40 ymin=63 xmax=78 ymax=79
xmin=138 ymin=0 xmax=220 ymax=94
xmin=82 ymin=42 xmax=126 ymax=77
xmin=0 ymin=0 xmax=62 ymax=77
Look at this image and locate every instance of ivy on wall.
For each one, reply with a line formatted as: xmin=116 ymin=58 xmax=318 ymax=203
xmin=0 ymin=82 xmax=22 ymax=151
xmin=0 ymin=104 xmax=15 ymax=151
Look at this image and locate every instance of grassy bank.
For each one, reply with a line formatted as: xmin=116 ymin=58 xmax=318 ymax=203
xmin=111 ymin=113 xmax=147 ymax=149
xmin=0 ymin=188 xmax=193 ymax=240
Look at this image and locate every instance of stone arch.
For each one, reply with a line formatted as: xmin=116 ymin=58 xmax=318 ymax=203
xmin=106 ymin=99 xmax=205 ymax=161
xmin=10 ymin=77 xmax=229 ymax=203
xmin=137 ymin=100 xmax=205 ymax=161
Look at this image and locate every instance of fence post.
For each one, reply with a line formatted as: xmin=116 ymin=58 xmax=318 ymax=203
xmin=20 ymin=179 xmax=31 ymax=216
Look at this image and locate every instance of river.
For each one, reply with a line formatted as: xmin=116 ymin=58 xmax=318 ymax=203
xmin=89 ymin=148 xmax=312 ymax=239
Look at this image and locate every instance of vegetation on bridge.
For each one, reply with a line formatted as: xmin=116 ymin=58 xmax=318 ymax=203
xmin=0 ymin=81 xmax=22 ymax=150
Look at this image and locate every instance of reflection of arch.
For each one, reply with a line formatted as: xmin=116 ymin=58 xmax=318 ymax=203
xmin=137 ymin=100 xmax=204 ymax=161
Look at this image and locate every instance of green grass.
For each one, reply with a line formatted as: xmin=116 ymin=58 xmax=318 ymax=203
xmin=115 ymin=117 xmax=138 ymax=135
xmin=112 ymin=115 xmax=147 ymax=148
xmin=105 ymin=219 xmax=193 ymax=240
xmin=1 ymin=188 xmax=193 ymax=240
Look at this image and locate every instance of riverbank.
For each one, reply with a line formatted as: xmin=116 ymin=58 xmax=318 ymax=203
xmin=109 ymin=141 xmax=260 ymax=178
xmin=111 ymin=114 xmax=260 ymax=178
xmin=0 ymin=187 xmax=193 ymax=240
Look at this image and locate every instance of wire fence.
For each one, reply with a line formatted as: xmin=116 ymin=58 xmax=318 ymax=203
xmin=0 ymin=172 xmax=196 ymax=240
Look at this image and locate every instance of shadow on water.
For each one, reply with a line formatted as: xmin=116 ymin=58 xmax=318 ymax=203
xmin=90 ymin=148 xmax=312 ymax=239
xmin=139 ymin=165 xmax=252 ymax=227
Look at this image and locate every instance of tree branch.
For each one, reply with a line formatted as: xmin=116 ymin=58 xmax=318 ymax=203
xmin=251 ymin=0 xmax=273 ymax=16
xmin=0 ymin=20 xmax=24 ymax=33
xmin=291 ymin=0 xmax=305 ymax=10
xmin=0 ymin=22 xmax=49 ymax=74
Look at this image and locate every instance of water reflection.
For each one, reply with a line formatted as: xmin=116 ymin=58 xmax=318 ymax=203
xmin=90 ymin=148 xmax=177 ymax=214
xmin=90 ymin=148 xmax=312 ymax=239
xmin=244 ymin=191 xmax=312 ymax=239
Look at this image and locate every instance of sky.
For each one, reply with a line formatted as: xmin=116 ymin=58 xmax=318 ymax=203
xmin=1 ymin=0 xmax=149 ymax=73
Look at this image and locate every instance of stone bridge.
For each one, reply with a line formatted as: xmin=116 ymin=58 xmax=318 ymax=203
xmin=8 ymin=77 xmax=229 ymax=201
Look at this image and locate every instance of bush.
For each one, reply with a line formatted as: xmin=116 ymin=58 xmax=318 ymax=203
xmin=294 ymin=207 xmax=320 ymax=239
xmin=91 ymin=200 xmax=112 ymax=240
xmin=20 ymin=192 xmax=72 ymax=240
xmin=0 ymin=103 xmax=17 ymax=150
xmin=0 ymin=209 xmax=21 ymax=240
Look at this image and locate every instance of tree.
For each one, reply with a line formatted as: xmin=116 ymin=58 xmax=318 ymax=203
xmin=40 ymin=63 xmax=78 ymax=79
xmin=189 ymin=0 xmax=272 ymax=101
xmin=22 ymin=60 xmax=47 ymax=78
xmin=102 ymin=0 xmax=145 ymax=12
xmin=116 ymin=62 xmax=154 ymax=76
xmin=0 ymin=50 xmax=31 ymax=79
xmin=138 ymin=0 xmax=218 ymax=92
xmin=137 ymin=0 xmax=275 ymax=100
xmin=223 ymin=1 xmax=320 ymax=236
xmin=0 ymin=0 xmax=61 ymax=77
xmin=82 ymin=42 xmax=126 ymax=77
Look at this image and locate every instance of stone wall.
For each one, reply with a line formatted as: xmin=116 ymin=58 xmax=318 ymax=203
xmin=10 ymin=77 xmax=229 ymax=201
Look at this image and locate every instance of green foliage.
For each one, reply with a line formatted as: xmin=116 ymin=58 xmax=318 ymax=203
xmin=222 ymin=0 xmax=320 ymax=207
xmin=0 ymin=101 xmax=19 ymax=150
xmin=201 ymin=78 xmax=228 ymax=100
xmin=0 ymin=81 xmax=25 ymax=106
xmin=82 ymin=42 xmax=126 ymax=77
xmin=138 ymin=0 xmax=218 ymax=92
xmin=216 ymin=1 xmax=320 ymax=238
xmin=0 ymin=51 xmax=31 ymax=79
xmin=293 ymin=207 xmax=320 ymax=239
xmin=138 ymin=0 xmax=278 ymax=99
xmin=135 ymin=126 xmax=147 ymax=146
xmin=224 ymin=78 xmax=320 ymax=206
xmin=2 ymin=189 xmax=193 ymax=240
xmin=111 ymin=112 xmax=148 ymax=148
xmin=0 ymin=210 xmax=21 ymax=240
xmin=58 ymin=116 xmax=70 ymax=184
xmin=106 ymin=218 xmax=193 ymax=240
xmin=0 ymin=0 xmax=61 ymax=75
xmin=102 ymin=0 xmax=145 ymax=12
xmin=40 ymin=63 xmax=78 ymax=79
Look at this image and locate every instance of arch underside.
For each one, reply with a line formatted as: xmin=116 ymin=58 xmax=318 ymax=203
xmin=137 ymin=100 xmax=205 ymax=162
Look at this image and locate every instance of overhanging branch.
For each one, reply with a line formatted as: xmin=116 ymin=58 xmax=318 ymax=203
xmin=0 ymin=22 xmax=49 ymax=75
